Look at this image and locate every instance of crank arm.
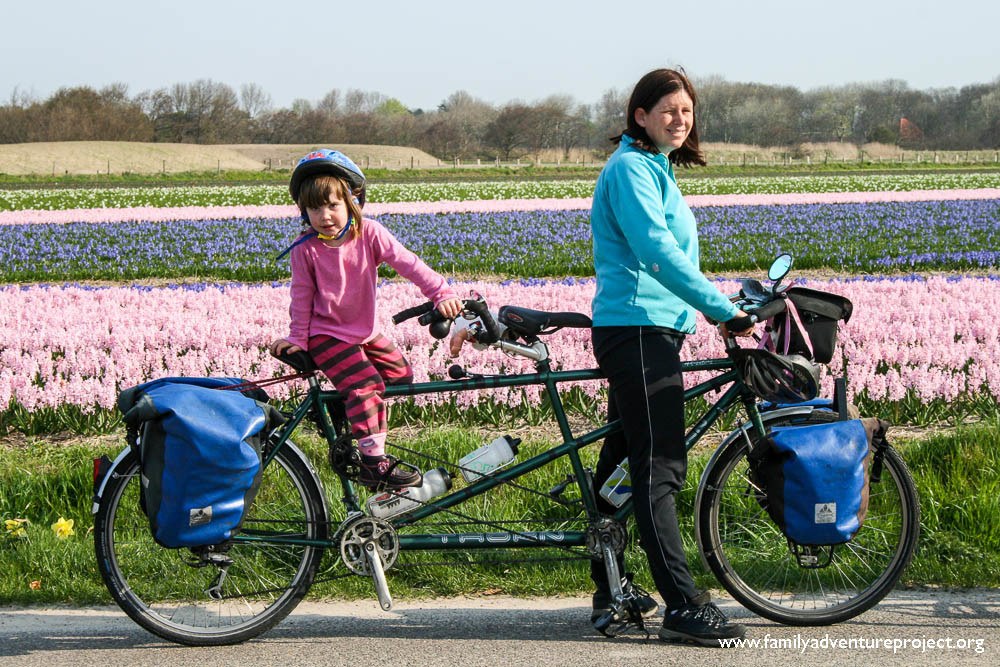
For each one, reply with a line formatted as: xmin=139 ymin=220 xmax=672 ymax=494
xmin=364 ymin=540 xmax=393 ymax=611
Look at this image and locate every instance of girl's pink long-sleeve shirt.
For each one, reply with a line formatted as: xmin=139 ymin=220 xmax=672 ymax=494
xmin=286 ymin=218 xmax=457 ymax=347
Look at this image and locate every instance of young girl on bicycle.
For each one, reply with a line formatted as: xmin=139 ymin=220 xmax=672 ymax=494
xmin=270 ymin=149 xmax=462 ymax=490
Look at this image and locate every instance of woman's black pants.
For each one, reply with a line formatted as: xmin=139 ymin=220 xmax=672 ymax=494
xmin=590 ymin=326 xmax=700 ymax=609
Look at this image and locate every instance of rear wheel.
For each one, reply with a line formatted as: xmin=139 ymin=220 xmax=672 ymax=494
xmin=94 ymin=439 xmax=329 ymax=645
xmin=696 ymin=410 xmax=920 ymax=625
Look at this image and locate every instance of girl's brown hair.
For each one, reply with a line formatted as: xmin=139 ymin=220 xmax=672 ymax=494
xmin=612 ymin=68 xmax=707 ymax=167
xmin=296 ymin=175 xmax=364 ymax=238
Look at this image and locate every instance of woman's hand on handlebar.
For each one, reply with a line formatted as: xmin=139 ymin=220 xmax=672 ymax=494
xmin=270 ymin=338 xmax=303 ymax=357
xmin=721 ymin=310 xmax=755 ymax=338
xmin=448 ymin=308 xmax=505 ymax=356
xmin=436 ymin=297 xmax=464 ymax=320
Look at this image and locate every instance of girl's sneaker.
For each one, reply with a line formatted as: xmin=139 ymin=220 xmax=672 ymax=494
xmin=358 ymin=454 xmax=422 ymax=490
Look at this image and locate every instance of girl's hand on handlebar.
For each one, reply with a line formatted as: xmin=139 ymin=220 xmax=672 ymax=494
xmin=721 ymin=311 xmax=755 ymax=338
xmin=436 ymin=297 xmax=463 ymax=320
xmin=270 ymin=338 xmax=303 ymax=357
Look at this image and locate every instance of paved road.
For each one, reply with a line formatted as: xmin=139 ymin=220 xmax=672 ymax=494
xmin=1 ymin=590 xmax=997 ymax=667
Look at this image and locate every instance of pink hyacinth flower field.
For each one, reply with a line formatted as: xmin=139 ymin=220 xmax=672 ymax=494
xmin=2 ymin=276 xmax=997 ymax=419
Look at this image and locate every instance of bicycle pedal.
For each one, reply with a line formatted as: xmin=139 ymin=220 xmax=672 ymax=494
xmin=593 ymin=610 xmax=651 ymax=639
xmin=592 ymin=609 xmax=620 ymax=636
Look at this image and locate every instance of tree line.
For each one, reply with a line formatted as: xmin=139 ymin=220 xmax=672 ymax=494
xmin=1 ymin=76 xmax=998 ymax=160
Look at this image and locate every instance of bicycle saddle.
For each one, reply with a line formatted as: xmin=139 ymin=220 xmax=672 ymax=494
xmin=498 ymin=305 xmax=593 ymax=337
xmin=275 ymin=349 xmax=318 ymax=373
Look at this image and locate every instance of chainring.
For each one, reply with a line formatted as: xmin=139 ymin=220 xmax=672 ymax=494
xmin=338 ymin=515 xmax=399 ymax=575
xmin=585 ymin=517 xmax=627 ymax=559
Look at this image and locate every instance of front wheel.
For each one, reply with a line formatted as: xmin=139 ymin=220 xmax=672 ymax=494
xmin=94 ymin=438 xmax=329 ymax=645
xmin=696 ymin=409 xmax=920 ymax=625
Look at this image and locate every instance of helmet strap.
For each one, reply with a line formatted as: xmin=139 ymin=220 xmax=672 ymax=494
xmin=317 ymin=217 xmax=353 ymax=241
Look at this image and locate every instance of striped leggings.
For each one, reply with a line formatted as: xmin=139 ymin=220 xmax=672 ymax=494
xmin=308 ymin=333 xmax=413 ymax=456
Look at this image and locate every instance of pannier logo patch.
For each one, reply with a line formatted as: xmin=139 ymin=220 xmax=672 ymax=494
xmin=814 ymin=502 xmax=836 ymax=524
xmin=189 ymin=506 xmax=213 ymax=527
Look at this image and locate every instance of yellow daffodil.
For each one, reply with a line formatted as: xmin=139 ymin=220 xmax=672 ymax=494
xmin=51 ymin=517 xmax=75 ymax=539
xmin=4 ymin=518 xmax=28 ymax=537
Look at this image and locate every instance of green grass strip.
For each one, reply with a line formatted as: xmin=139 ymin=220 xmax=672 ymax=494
xmin=1 ymin=422 xmax=997 ymax=604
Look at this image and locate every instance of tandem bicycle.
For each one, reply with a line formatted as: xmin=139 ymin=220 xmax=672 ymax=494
xmin=92 ymin=256 xmax=920 ymax=646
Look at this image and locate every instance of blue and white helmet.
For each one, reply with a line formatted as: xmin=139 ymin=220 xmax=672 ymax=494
xmin=289 ymin=149 xmax=366 ymax=203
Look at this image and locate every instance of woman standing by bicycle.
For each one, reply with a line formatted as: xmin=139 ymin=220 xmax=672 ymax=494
xmin=589 ymin=68 xmax=754 ymax=646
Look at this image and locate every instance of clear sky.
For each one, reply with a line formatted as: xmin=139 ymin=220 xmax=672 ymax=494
xmin=3 ymin=0 xmax=998 ymax=111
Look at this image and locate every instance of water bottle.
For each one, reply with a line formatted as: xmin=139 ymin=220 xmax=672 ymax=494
xmin=458 ymin=435 xmax=521 ymax=483
xmin=366 ymin=468 xmax=452 ymax=519
xmin=599 ymin=459 xmax=631 ymax=507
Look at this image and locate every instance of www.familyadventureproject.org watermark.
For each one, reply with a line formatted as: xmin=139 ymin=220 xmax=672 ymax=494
xmin=718 ymin=633 xmax=987 ymax=654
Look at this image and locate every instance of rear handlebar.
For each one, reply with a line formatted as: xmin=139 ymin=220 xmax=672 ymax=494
xmin=392 ymin=298 xmax=503 ymax=343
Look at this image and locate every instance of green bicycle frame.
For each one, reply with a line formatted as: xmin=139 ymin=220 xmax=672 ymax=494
xmin=258 ymin=354 xmax=765 ymax=552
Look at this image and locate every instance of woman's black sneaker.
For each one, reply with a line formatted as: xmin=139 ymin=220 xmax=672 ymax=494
xmin=658 ymin=601 xmax=746 ymax=646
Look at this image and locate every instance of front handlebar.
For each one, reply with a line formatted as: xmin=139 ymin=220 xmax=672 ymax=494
xmin=748 ymin=297 xmax=787 ymax=322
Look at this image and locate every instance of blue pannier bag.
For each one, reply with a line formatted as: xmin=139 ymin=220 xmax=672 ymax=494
xmin=749 ymin=417 xmax=888 ymax=545
xmin=117 ymin=377 xmax=284 ymax=549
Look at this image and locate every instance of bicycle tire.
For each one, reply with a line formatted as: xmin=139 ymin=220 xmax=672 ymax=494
xmin=94 ymin=438 xmax=329 ymax=645
xmin=696 ymin=409 xmax=920 ymax=626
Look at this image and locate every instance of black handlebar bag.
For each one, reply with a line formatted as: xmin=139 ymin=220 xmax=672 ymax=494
xmin=748 ymin=417 xmax=888 ymax=546
xmin=772 ymin=286 xmax=853 ymax=364
xmin=117 ymin=377 xmax=283 ymax=549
